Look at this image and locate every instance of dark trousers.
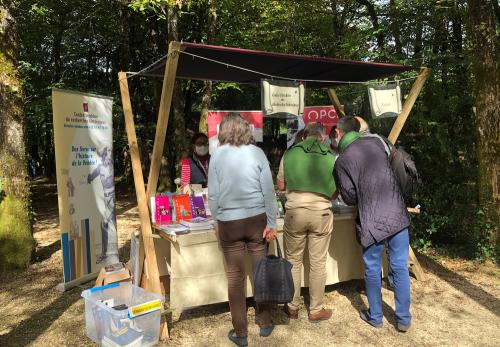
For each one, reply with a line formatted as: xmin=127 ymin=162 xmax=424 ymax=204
xmin=218 ymin=213 xmax=272 ymax=337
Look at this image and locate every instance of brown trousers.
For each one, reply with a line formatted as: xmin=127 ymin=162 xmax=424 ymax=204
xmin=218 ymin=213 xmax=272 ymax=337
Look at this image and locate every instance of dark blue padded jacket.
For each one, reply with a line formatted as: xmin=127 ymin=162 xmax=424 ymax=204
xmin=333 ymin=136 xmax=410 ymax=248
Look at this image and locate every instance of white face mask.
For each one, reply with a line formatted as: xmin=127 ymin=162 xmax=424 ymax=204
xmin=195 ymin=145 xmax=209 ymax=156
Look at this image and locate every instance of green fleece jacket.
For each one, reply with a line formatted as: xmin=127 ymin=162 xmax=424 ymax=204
xmin=284 ymin=137 xmax=336 ymax=198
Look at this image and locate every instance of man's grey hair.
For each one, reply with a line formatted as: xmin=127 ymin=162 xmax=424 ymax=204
xmin=337 ymin=116 xmax=360 ymax=133
xmin=303 ymin=122 xmax=325 ymax=138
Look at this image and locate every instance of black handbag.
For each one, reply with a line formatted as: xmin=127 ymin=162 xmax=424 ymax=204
xmin=253 ymin=238 xmax=294 ymax=304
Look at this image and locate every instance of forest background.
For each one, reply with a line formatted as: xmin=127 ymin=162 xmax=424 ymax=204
xmin=0 ymin=0 xmax=498 ymax=269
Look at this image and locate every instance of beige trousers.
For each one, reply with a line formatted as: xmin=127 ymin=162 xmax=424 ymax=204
xmin=284 ymin=208 xmax=333 ymax=314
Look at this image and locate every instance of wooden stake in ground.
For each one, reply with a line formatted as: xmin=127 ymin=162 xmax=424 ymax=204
xmin=387 ymin=67 xmax=430 ymax=281
xmin=118 ymin=71 xmax=169 ymax=339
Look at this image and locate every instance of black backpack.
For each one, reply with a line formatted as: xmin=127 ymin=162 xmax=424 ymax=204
xmin=368 ymin=134 xmax=420 ymax=203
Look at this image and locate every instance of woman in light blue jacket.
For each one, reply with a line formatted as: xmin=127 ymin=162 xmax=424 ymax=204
xmin=208 ymin=113 xmax=277 ymax=347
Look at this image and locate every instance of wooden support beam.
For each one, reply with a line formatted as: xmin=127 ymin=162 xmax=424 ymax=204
xmin=327 ymin=88 xmax=346 ymax=117
xmin=118 ymin=71 xmax=169 ymax=338
xmin=385 ymin=67 xmax=429 ymax=281
xmin=408 ymin=247 xmax=425 ymax=281
xmin=388 ymin=67 xmax=430 ymax=144
xmin=146 ymin=41 xmax=181 ymax=200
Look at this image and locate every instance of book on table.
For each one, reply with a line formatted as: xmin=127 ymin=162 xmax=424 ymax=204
xmin=172 ymin=194 xmax=193 ymax=221
xmin=190 ymin=196 xmax=207 ymax=218
xmin=150 ymin=195 xmax=171 ymax=225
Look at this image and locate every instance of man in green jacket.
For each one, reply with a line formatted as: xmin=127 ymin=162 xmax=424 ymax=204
xmin=277 ymin=122 xmax=336 ymax=322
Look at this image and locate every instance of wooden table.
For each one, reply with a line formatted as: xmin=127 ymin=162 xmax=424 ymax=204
xmin=153 ymin=212 xmax=387 ymax=311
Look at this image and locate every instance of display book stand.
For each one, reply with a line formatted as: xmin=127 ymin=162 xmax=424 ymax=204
xmin=118 ymin=41 xmax=429 ymax=339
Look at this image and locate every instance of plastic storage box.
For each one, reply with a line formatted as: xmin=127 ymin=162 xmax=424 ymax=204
xmin=81 ymin=282 xmax=164 ymax=347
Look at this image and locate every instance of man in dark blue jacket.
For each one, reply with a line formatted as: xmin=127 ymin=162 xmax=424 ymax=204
xmin=333 ymin=116 xmax=412 ymax=332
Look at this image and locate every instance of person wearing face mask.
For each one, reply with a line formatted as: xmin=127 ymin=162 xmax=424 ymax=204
xmin=180 ymin=132 xmax=210 ymax=188
xmin=277 ymin=122 xmax=337 ymax=322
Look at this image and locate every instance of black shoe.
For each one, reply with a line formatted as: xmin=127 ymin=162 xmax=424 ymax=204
xmin=227 ymin=329 xmax=248 ymax=347
xmin=359 ymin=309 xmax=383 ymax=328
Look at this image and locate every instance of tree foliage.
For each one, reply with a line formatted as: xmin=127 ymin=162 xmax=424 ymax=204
xmin=12 ymin=0 xmax=500 ymax=260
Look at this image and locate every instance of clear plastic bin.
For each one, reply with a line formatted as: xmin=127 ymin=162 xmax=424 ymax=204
xmin=81 ymin=282 xmax=164 ymax=347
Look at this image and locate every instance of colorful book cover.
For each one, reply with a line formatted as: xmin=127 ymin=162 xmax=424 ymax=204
xmin=190 ymin=196 xmax=207 ymax=218
xmin=155 ymin=195 xmax=171 ymax=225
xmin=173 ymin=194 xmax=192 ymax=221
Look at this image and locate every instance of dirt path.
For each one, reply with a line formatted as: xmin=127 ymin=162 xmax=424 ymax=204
xmin=0 ymin=178 xmax=499 ymax=346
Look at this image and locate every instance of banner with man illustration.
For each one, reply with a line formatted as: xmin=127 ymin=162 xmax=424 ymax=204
xmin=52 ymin=89 xmax=118 ymax=285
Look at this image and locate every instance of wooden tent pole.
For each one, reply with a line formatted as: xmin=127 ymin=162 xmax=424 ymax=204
xmin=388 ymin=67 xmax=430 ymax=144
xmin=327 ymin=88 xmax=346 ymax=117
xmin=146 ymin=41 xmax=181 ymax=199
xmin=386 ymin=67 xmax=430 ymax=281
xmin=118 ymin=71 xmax=169 ymax=338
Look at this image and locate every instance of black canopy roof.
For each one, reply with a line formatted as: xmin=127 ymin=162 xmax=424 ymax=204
xmin=137 ymin=42 xmax=416 ymax=88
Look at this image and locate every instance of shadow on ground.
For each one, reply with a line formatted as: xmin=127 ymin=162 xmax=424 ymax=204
xmin=417 ymin=253 xmax=500 ymax=317
xmin=0 ymin=288 xmax=81 ymax=347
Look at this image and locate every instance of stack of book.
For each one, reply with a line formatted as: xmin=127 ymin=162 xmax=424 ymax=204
xmin=158 ymin=223 xmax=189 ymax=235
xmin=180 ymin=217 xmax=214 ymax=232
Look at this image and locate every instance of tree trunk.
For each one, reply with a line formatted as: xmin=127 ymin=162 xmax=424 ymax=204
xmin=468 ymin=0 xmax=500 ymax=246
xmin=164 ymin=4 xmax=186 ymax=189
xmin=0 ymin=0 xmax=34 ymax=270
xmin=199 ymin=0 xmax=217 ymax=134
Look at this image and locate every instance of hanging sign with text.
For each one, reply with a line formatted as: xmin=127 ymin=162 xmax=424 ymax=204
xmin=261 ymin=79 xmax=305 ymax=118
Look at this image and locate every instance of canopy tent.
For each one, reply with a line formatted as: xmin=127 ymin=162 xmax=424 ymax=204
xmin=135 ymin=42 xmax=417 ymax=87
xmin=118 ymin=41 xmax=429 ymax=340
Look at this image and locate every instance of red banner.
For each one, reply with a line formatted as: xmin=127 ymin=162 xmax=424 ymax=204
xmin=303 ymin=106 xmax=339 ymax=134
xmin=207 ymin=111 xmax=263 ymax=154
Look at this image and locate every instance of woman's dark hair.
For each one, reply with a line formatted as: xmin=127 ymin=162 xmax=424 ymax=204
xmin=191 ymin=132 xmax=208 ymax=144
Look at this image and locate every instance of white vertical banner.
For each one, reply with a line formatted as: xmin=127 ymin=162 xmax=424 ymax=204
xmin=52 ymin=89 xmax=118 ymax=287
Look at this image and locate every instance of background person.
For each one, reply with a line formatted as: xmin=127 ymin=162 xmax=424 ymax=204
xmin=277 ymin=122 xmax=336 ymax=322
xmin=180 ymin=132 xmax=210 ymax=188
xmin=208 ymin=113 xmax=278 ymax=347
xmin=333 ymin=116 xmax=412 ymax=332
